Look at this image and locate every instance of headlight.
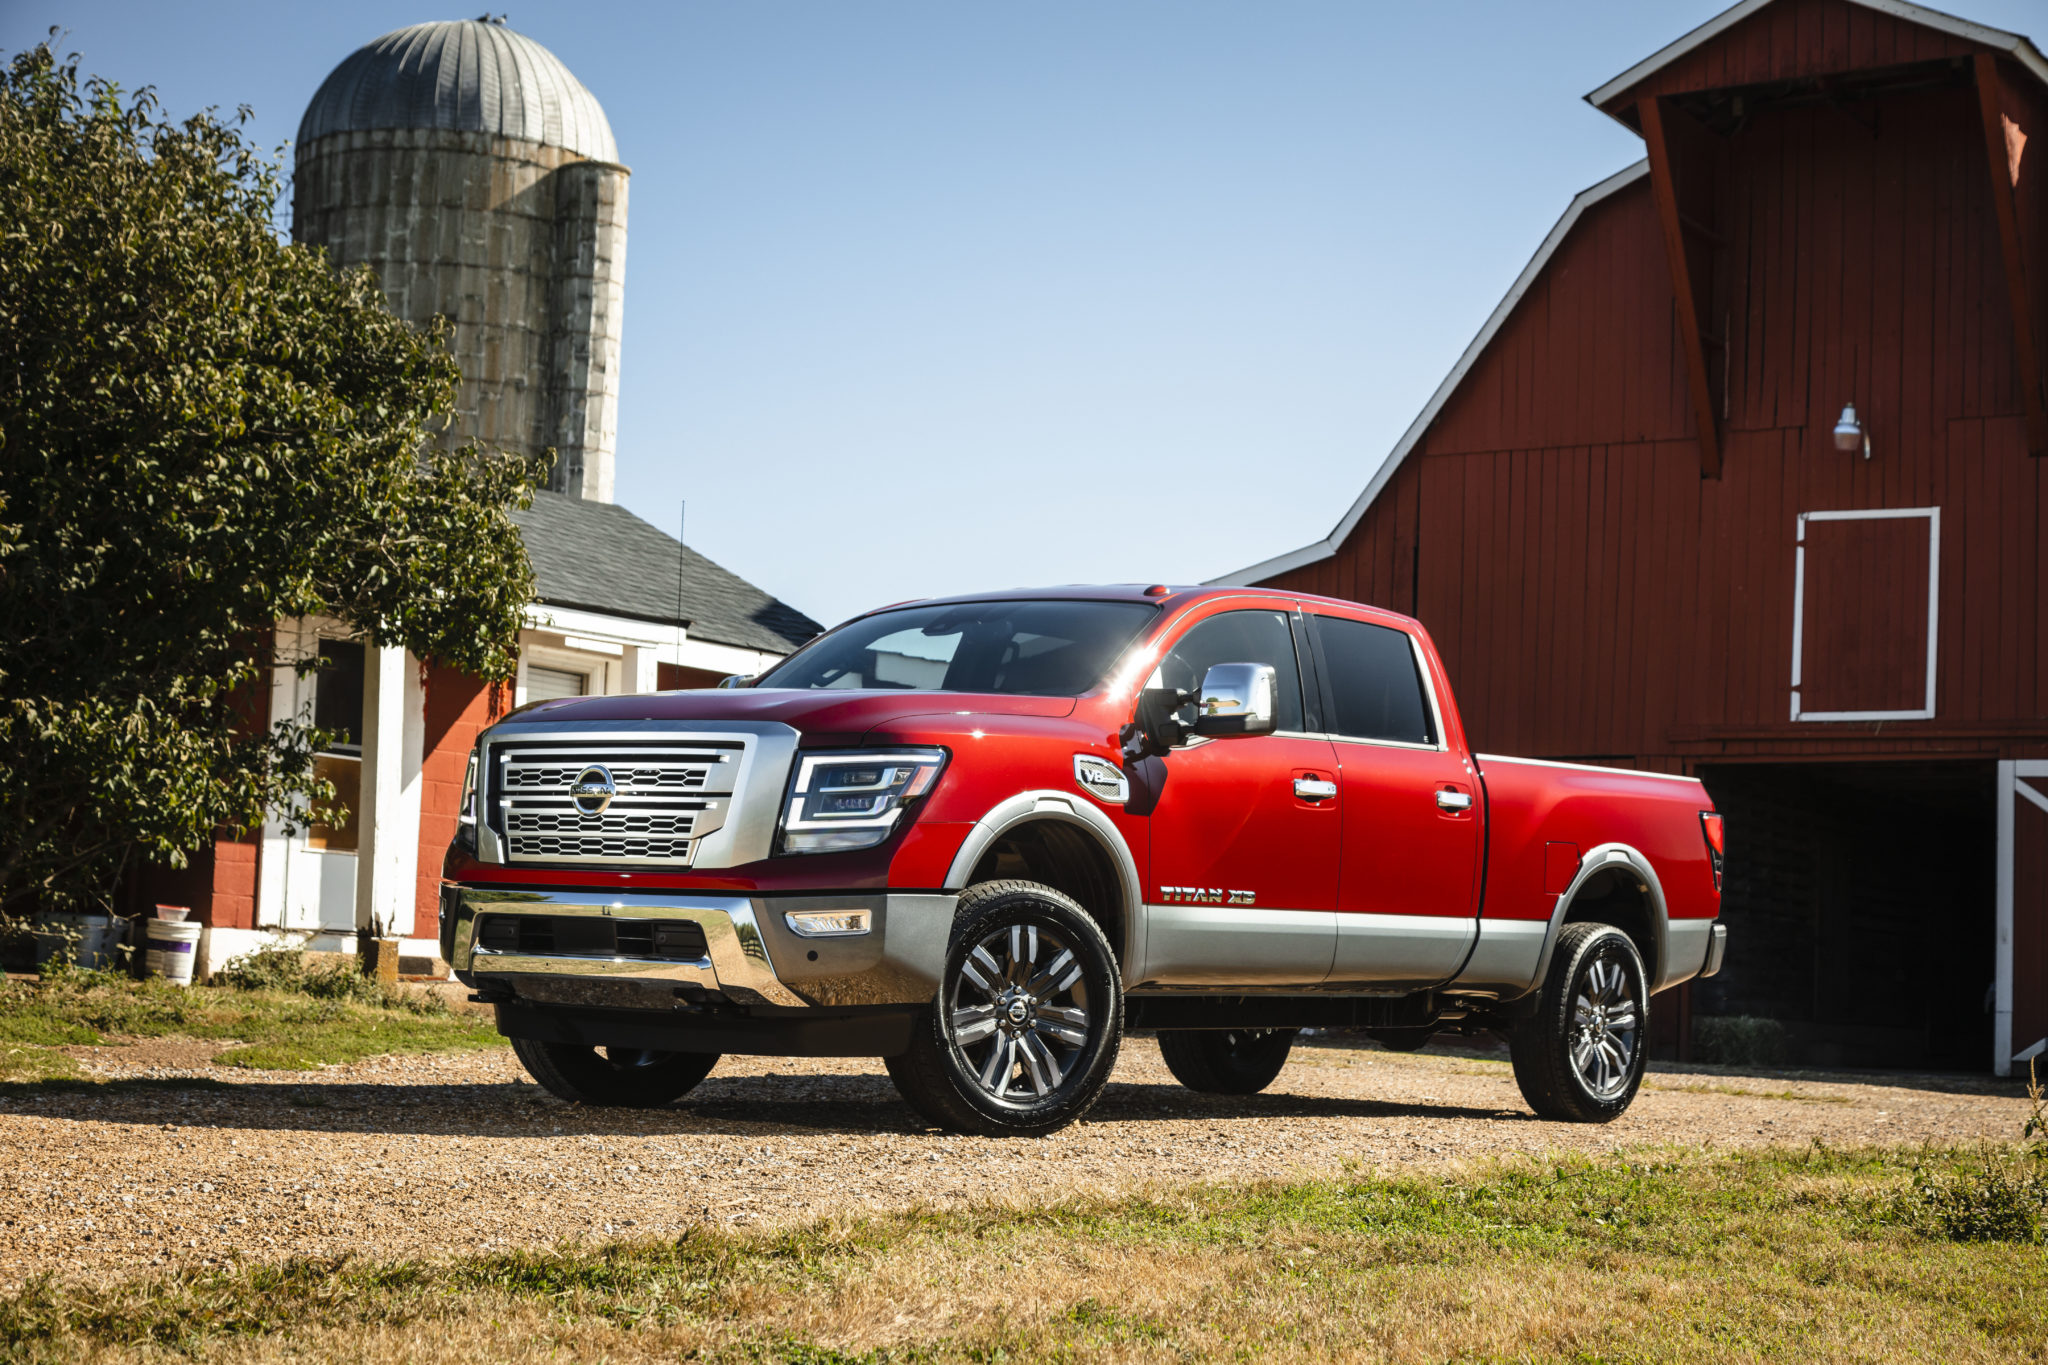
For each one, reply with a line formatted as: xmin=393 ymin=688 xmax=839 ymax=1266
xmin=778 ymin=748 xmax=947 ymax=855
xmin=457 ymin=751 xmax=480 ymax=848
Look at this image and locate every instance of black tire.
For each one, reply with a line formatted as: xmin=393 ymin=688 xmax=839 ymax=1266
xmin=885 ymin=880 xmax=1123 ymax=1137
xmin=1507 ymin=922 xmax=1648 ymax=1122
xmin=1367 ymin=1027 xmax=1433 ymax=1053
xmin=511 ymin=1036 xmax=720 ymax=1107
xmin=1157 ymin=1028 xmax=1297 ymax=1094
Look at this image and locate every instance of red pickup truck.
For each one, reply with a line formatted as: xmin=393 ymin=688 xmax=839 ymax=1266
xmin=443 ymin=586 xmax=1726 ymax=1135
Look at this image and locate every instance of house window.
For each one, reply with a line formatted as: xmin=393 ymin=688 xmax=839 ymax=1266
xmin=1790 ymin=508 xmax=1939 ymax=722
xmin=307 ymin=639 xmax=365 ymax=852
xmin=312 ymin=639 xmax=365 ymax=753
xmin=526 ymin=665 xmax=589 ymax=701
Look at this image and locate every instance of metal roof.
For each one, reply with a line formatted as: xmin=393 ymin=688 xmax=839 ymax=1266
xmin=297 ymin=19 xmax=618 ymax=162
xmin=1585 ymin=0 xmax=2048 ymax=116
xmin=509 ymin=492 xmax=821 ymax=655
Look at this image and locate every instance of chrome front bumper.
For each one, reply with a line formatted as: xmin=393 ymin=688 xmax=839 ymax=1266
xmin=449 ymin=887 xmax=957 ymax=1012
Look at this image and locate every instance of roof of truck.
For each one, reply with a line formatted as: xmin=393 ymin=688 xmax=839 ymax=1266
xmin=842 ymin=583 xmax=1424 ymax=629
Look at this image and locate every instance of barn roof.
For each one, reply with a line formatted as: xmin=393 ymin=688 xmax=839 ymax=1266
xmin=1586 ymin=0 xmax=2048 ymax=117
xmin=510 ymin=492 xmax=822 ymax=655
xmin=1209 ymin=160 xmax=1649 ymax=586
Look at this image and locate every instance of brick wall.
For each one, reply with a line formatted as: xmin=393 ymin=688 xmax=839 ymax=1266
xmin=122 ymin=827 xmax=260 ymax=928
xmin=411 ymin=663 xmax=510 ymax=938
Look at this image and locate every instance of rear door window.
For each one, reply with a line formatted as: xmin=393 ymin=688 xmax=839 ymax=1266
xmin=1308 ymin=615 xmax=1437 ymax=746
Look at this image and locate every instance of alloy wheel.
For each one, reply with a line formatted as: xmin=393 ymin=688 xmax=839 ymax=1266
xmin=946 ymin=922 xmax=1093 ymax=1105
xmin=1568 ymin=950 xmax=1640 ymax=1099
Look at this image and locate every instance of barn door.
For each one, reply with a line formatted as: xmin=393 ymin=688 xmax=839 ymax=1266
xmin=1997 ymin=761 xmax=2048 ymax=1077
xmin=1790 ymin=508 xmax=1939 ymax=722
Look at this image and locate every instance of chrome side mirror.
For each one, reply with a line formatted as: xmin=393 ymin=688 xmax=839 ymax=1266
xmin=1189 ymin=662 xmax=1276 ymax=737
xmin=717 ymin=674 xmax=754 ymax=689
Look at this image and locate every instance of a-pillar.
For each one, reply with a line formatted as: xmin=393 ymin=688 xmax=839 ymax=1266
xmin=354 ymin=644 xmax=425 ymax=939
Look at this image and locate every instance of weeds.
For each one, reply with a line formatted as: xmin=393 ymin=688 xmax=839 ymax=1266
xmin=1884 ymin=1063 xmax=2048 ymax=1245
xmin=211 ymin=947 xmax=447 ymax=1015
xmin=1892 ymin=1157 xmax=2045 ymax=1244
xmin=2025 ymin=1058 xmax=2047 ymax=1159
xmin=1692 ymin=1013 xmax=1790 ymax=1067
xmin=0 ymin=964 xmax=493 ymax=1076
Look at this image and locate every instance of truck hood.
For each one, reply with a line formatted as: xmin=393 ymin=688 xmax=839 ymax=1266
xmin=493 ymin=687 xmax=1077 ymax=740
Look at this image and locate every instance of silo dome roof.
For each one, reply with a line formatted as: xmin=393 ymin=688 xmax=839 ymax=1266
xmin=298 ymin=19 xmax=617 ymax=163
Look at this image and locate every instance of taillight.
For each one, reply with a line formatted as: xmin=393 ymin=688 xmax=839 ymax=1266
xmin=1700 ymin=811 xmax=1724 ymax=891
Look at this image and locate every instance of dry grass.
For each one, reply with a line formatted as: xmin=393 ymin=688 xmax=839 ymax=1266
xmin=1643 ymin=1079 xmax=1857 ymax=1104
xmin=0 ymin=964 xmax=496 ymax=1076
xmin=4 ymin=1142 xmax=2044 ymax=1364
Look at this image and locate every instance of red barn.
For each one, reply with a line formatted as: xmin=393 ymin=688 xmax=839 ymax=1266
xmin=1221 ymin=0 xmax=2048 ymax=1074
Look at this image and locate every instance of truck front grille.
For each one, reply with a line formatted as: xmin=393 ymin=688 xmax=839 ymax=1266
xmin=487 ymin=738 xmax=746 ymax=868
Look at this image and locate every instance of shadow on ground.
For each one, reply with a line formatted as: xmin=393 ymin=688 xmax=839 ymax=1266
xmin=0 ymin=1068 xmax=1528 ymax=1137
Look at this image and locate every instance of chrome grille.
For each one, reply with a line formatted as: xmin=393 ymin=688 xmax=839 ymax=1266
xmin=508 ymin=833 xmax=694 ymax=860
xmin=489 ymin=740 xmax=745 ymax=868
xmin=503 ymin=764 xmax=707 ymax=792
xmin=506 ymin=810 xmax=700 ymax=837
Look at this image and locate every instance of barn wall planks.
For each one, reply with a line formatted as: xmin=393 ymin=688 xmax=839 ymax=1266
xmin=1418 ymin=186 xmax=1692 ymax=458
xmin=1797 ymin=515 xmax=1933 ymax=715
xmin=1262 ymin=50 xmax=2048 ymax=769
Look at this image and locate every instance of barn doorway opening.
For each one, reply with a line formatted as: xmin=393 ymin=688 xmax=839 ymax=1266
xmin=1695 ymin=761 xmax=1995 ymax=1072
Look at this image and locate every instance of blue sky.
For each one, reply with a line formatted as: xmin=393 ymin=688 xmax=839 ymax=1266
xmin=8 ymin=1 xmax=2042 ymax=630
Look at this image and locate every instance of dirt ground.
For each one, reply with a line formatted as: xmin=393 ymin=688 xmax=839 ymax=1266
xmin=0 ymin=1033 xmax=2031 ymax=1287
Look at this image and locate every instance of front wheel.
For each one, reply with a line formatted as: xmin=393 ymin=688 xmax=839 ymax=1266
xmin=1507 ymin=922 xmax=1648 ymax=1122
xmin=885 ymin=880 xmax=1123 ymax=1137
xmin=511 ymin=1036 xmax=720 ymax=1107
xmin=1157 ymin=1028 xmax=1297 ymax=1094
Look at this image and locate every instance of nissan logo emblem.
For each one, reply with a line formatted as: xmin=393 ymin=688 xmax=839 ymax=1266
xmin=570 ymin=764 xmax=617 ymax=815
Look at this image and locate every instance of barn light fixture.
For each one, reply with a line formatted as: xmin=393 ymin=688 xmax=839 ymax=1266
xmin=1833 ymin=403 xmax=1871 ymax=460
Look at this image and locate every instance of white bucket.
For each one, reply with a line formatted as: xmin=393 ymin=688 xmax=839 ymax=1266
xmin=144 ymin=918 xmax=202 ymax=985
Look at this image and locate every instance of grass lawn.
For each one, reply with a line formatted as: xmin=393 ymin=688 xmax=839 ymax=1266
xmin=2 ymin=1143 xmax=2043 ymax=1363
xmin=0 ymin=954 xmax=501 ymax=1081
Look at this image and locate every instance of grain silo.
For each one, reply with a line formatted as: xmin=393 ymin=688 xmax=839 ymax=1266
xmin=292 ymin=18 xmax=626 ymax=501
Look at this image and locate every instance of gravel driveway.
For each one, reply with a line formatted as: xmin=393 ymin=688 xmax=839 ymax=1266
xmin=0 ymin=1035 xmax=2029 ymax=1287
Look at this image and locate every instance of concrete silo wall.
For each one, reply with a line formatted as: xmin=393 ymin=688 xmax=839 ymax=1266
xmin=292 ymin=128 xmax=628 ymax=500
xmin=545 ymin=162 xmax=627 ymax=503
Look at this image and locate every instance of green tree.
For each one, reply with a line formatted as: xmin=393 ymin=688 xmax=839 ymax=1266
xmin=0 ymin=41 xmax=541 ymax=914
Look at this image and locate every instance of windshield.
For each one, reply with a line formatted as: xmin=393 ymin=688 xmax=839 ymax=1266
xmin=757 ymin=600 xmax=1159 ymax=696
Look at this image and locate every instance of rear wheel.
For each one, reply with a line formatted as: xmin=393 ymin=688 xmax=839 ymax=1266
xmin=886 ymin=880 xmax=1122 ymax=1137
xmin=1507 ymin=922 xmax=1648 ymax=1122
xmin=511 ymin=1036 xmax=720 ymax=1107
xmin=1157 ymin=1028 xmax=1297 ymax=1094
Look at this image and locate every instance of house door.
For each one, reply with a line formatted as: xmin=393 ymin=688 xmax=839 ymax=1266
xmin=1999 ymin=761 xmax=2048 ymax=1077
xmin=263 ymin=628 xmax=365 ymax=934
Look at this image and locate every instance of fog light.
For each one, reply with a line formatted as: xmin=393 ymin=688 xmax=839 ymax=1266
xmin=784 ymin=909 xmax=872 ymax=937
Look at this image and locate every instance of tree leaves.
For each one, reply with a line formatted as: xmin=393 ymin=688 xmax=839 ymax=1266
xmin=0 ymin=43 xmax=539 ymax=912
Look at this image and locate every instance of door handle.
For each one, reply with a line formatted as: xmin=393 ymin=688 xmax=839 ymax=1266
xmin=1294 ymin=777 xmax=1338 ymax=802
xmin=1436 ymin=789 xmax=1474 ymax=812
